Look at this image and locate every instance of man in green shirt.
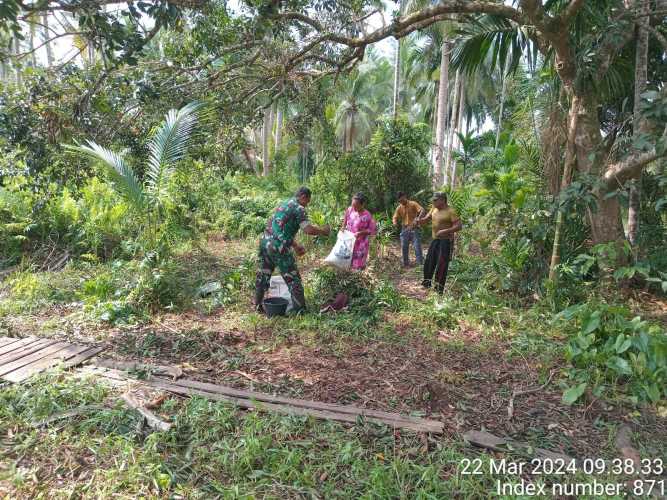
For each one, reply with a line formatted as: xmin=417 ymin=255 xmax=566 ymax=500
xmin=254 ymin=187 xmax=330 ymax=313
xmin=415 ymin=192 xmax=462 ymax=294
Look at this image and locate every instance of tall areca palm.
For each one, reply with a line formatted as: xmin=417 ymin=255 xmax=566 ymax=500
xmin=68 ymin=102 xmax=202 ymax=244
xmin=392 ymin=0 xmax=408 ymax=119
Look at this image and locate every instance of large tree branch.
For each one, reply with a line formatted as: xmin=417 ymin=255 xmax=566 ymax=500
xmin=603 ymin=148 xmax=664 ymax=191
xmin=13 ymin=31 xmax=85 ymax=60
xmin=279 ymin=1 xmax=524 ymax=47
xmin=603 ymin=119 xmax=667 ymax=191
xmin=18 ymin=0 xmax=207 ymax=13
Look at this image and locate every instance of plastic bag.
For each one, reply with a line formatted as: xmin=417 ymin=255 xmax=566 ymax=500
xmin=324 ymin=230 xmax=356 ymax=270
xmin=266 ymin=275 xmax=293 ymax=311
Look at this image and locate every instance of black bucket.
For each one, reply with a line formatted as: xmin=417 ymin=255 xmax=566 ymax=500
xmin=263 ymin=297 xmax=289 ymax=317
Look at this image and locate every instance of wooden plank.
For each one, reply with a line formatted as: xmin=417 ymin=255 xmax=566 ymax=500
xmin=159 ymin=376 xmax=441 ymax=429
xmin=0 ymin=337 xmax=40 ymax=356
xmin=120 ymin=393 xmax=172 ymax=432
xmin=0 ymin=339 xmax=58 ymax=366
xmin=61 ymin=347 xmax=104 ymax=370
xmin=89 ymin=368 xmax=443 ymax=434
xmin=95 ymin=358 xmax=182 ymax=379
xmin=148 ymin=378 xmax=442 ymax=433
xmin=0 ymin=337 xmax=37 ymax=353
xmin=0 ymin=342 xmax=73 ymax=379
xmin=0 ymin=337 xmax=19 ymax=347
xmin=3 ymin=343 xmax=92 ymax=383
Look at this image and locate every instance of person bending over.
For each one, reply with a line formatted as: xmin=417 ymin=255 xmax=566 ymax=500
xmin=254 ymin=186 xmax=330 ymax=313
xmin=415 ymin=192 xmax=462 ymax=294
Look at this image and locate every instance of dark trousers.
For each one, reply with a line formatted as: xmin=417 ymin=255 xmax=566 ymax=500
xmin=255 ymin=244 xmax=305 ymax=311
xmin=422 ymin=239 xmax=453 ymax=294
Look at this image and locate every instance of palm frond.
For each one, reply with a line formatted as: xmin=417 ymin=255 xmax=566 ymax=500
xmin=452 ymin=15 xmax=538 ymax=77
xmin=146 ymin=101 xmax=203 ymax=205
xmin=65 ymin=141 xmax=144 ymax=208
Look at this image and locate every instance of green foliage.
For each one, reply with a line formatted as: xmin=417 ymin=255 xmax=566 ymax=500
xmin=555 ymin=303 xmax=667 ymax=404
xmin=0 ymin=268 xmax=80 ymax=314
xmin=69 ymin=102 xmax=203 ymax=249
xmin=476 ymin=164 xmax=532 ymax=217
xmin=212 ymin=174 xmax=285 ymax=238
xmin=0 ymin=175 xmax=136 ymax=264
xmin=311 ymin=118 xmax=430 ymax=214
xmin=306 ymin=267 xmax=404 ymax=328
xmin=569 ymin=242 xmax=667 ymax=294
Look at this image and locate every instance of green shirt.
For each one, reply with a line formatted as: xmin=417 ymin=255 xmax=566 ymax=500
xmin=261 ymin=198 xmax=309 ymax=253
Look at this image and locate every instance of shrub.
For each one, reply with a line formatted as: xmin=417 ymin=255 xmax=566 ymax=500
xmin=310 ymin=118 xmax=430 ymax=215
xmin=555 ymin=302 xmax=667 ymax=404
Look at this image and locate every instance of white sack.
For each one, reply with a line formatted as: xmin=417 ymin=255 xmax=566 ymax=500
xmin=324 ymin=230 xmax=355 ymax=270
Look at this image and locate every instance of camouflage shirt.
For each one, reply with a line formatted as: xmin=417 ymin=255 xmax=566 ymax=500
xmin=260 ymin=198 xmax=309 ymax=254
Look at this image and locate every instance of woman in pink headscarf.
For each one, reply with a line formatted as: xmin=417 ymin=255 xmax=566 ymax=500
xmin=341 ymin=192 xmax=377 ymax=270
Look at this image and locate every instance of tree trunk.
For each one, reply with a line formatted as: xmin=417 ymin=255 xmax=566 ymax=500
xmin=575 ymin=94 xmax=626 ymax=248
xmin=432 ymin=40 xmax=450 ymax=187
xmin=451 ymin=74 xmax=465 ymax=188
xmin=627 ymin=0 xmax=650 ymax=247
xmin=13 ymin=35 xmax=22 ymax=85
xmin=348 ymin=112 xmax=356 ymax=152
xmin=42 ymin=14 xmax=54 ymax=66
xmin=243 ymin=148 xmax=259 ymax=175
xmin=274 ymin=102 xmax=283 ymax=153
xmin=495 ymin=68 xmax=508 ymax=151
xmin=392 ymin=37 xmax=401 ymax=120
xmin=429 ymin=87 xmax=438 ymax=176
xmin=262 ymin=107 xmax=273 ymax=176
xmin=444 ymin=69 xmax=461 ymax=187
xmin=28 ymin=20 xmax=37 ymax=68
xmin=549 ymin=96 xmax=581 ymax=280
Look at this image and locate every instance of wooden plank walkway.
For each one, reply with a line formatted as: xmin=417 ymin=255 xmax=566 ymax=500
xmin=0 ymin=336 xmax=103 ymax=383
xmin=83 ymin=364 xmax=445 ymax=434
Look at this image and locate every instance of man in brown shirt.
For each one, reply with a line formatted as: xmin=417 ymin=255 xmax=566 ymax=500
xmin=415 ymin=192 xmax=462 ymax=293
xmin=392 ymin=192 xmax=425 ymax=267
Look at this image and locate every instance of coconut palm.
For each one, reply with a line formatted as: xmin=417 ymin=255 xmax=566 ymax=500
xmin=333 ymin=52 xmax=392 ymax=151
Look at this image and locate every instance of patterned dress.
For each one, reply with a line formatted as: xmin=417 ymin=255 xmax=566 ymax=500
xmin=343 ymin=207 xmax=377 ymax=270
xmin=255 ymin=198 xmax=309 ymax=310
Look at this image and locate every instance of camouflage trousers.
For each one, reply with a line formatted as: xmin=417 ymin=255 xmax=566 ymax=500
xmin=254 ymin=243 xmax=305 ymax=312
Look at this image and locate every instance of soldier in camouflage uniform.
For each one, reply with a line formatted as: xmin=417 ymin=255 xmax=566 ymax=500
xmin=254 ymin=187 xmax=330 ymax=313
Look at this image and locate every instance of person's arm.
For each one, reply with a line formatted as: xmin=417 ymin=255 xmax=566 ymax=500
xmin=355 ymin=214 xmax=377 ymax=239
xmin=415 ymin=202 xmax=426 ymax=221
xmin=298 ymin=206 xmax=331 ymax=237
xmin=414 ymin=209 xmax=432 ymax=226
xmin=392 ymin=206 xmax=401 ymax=226
xmin=293 ymin=240 xmax=306 ymax=256
xmin=302 ymin=223 xmax=331 ymax=237
xmin=340 ymin=208 xmax=349 ymax=233
xmin=368 ymin=215 xmax=378 ymax=236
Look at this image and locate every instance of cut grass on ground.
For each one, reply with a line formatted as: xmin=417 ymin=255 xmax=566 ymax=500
xmin=0 ymin=236 xmax=665 ymax=497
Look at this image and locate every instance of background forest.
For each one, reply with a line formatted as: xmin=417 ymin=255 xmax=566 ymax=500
xmin=0 ymin=0 xmax=665 ymax=497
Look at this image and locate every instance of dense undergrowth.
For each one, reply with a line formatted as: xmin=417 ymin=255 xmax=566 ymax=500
xmin=0 ymin=94 xmax=665 ymax=497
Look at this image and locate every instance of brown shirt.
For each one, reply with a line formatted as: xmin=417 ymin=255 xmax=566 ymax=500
xmin=429 ymin=206 xmax=459 ymax=239
xmin=392 ymin=200 xmax=424 ymax=226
